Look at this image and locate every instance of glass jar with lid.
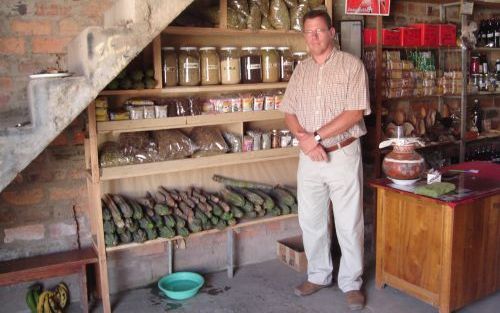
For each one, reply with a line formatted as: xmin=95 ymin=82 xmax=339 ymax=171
xmin=293 ymin=51 xmax=308 ymax=68
xmin=277 ymin=47 xmax=294 ymax=82
xmin=240 ymin=47 xmax=262 ymax=84
xmin=178 ymin=47 xmax=200 ymax=86
xmin=220 ymin=47 xmax=241 ymax=84
xmin=199 ymin=47 xmax=220 ymax=85
xmin=162 ymin=47 xmax=178 ymax=87
xmin=261 ymin=47 xmax=279 ymax=83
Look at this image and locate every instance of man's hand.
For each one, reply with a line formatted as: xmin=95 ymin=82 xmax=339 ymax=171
xmin=306 ymin=145 xmax=328 ymax=162
xmin=296 ymin=132 xmax=318 ymax=154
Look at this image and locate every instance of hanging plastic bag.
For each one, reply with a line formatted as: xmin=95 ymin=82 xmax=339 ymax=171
xmin=229 ymin=0 xmax=250 ymax=17
xmin=269 ymin=0 xmax=290 ymax=30
xmin=290 ymin=3 xmax=309 ymax=32
xmin=247 ymin=4 xmax=262 ymax=30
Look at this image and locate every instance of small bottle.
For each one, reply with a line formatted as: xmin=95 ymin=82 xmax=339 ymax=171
xmin=496 ymin=59 xmax=500 ymax=81
xmin=471 ymin=99 xmax=484 ymax=133
xmin=495 ymin=18 xmax=500 ymax=48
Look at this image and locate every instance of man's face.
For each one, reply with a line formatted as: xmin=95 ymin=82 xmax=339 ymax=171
xmin=303 ymin=17 xmax=335 ymax=57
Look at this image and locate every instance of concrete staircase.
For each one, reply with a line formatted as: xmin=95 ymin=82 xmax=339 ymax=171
xmin=0 ymin=0 xmax=192 ymax=192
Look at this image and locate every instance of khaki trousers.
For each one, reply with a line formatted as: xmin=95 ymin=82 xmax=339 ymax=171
xmin=297 ymin=139 xmax=364 ymax=292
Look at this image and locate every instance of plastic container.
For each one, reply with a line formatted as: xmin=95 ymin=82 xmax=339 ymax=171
xmin=178 ymin=47 xmax=200 ymax=86
xmin=240 ymin=47 xmax=262 ymax=84
xmin=277 ymin=47 xmax=294 ymax=82
xmin=162 ymin=47 xmax=178 ymax=87
xmin=220 ymin=47 xmax=241 ymax=84
xmin=157 ymin=272 xmax=204 ymax=300
xmin=199 ymin=47 xmax=220 ymax=85
xmin=261 ymin=47 xmax=279 ymax=83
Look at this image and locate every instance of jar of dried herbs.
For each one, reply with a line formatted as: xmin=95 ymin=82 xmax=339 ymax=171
xmin=199 ymin=47 xmax=220 ymax=85
xmin=178 ymin=47 xmax=200 ymax=86
xmin=277 ymin=47 xmax=294 ymax=82
xmin=162 ymin=47 xmax=178 ymax=87
xmin=293 ymin=51 xmax=308 ymax=68
xmin=220 ymin=47 xmax=241 ymax=84
xmin=261 ymin=47 xmax=279 ymax=83
xmin=241 ymin=47 xmax=262 ymax=84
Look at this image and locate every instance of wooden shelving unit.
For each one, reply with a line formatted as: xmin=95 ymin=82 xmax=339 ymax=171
xmin=100 ymin=82 xmax=288 ymax=97
xmin=85 ymin=2 xmax=334 ymax=312
xmin=100 ymin=147 xmax=299 ymax=180
xmin=97 ymin=110 xmax=285 ymax=133
xmin=106 ymin=214 xmax=297 ymax=253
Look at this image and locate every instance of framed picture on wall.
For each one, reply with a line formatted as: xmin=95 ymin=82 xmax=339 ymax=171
xmin=345 ymin=0 xmax=391 ymax=16
xmin=340 ymin=20 xmax=363 ymax=58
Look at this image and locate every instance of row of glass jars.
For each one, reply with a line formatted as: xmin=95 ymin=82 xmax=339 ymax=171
xmin=162 ymin=46 xmax=308 ymax=87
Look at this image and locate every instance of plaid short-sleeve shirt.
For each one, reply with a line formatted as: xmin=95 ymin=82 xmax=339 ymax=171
xmin=280 ymin=48 xmax=371 ymax=148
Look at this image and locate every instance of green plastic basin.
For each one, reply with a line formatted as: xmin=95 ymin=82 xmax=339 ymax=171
xmin=157 ymin=272 xmax=204 ymax=300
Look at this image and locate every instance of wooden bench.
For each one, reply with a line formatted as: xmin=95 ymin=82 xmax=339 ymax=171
xmin=0 ymin=247 xmax=98 ymax=312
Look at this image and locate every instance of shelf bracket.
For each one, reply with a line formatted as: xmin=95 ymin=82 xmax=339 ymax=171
xmin=226 ymin=228 xmax=234 ymax=279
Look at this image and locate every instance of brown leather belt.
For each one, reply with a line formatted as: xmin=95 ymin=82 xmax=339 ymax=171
xmin=323 ymin=137 xmax=357 ymax=153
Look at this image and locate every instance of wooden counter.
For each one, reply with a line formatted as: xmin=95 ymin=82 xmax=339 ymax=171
xmin=370 ymin=161 xmax=500 ymax=313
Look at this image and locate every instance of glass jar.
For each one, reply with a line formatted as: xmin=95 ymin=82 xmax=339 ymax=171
xmin=199 ymin=47 xmax=220 ymax=85
xmin=178 ymin=47 xmax=200 ymax=86
xmin=220 ymin=47 xmax=241 ymax=84
xmin=277 ymin=47 xmax=294 ymax=82
xmin=293 ymin=51 xmax=308 ymax=68
xmin=162 ymin=47 xmax=178 ymax=87
xmin=261 ymin=47 xmax=279 ymax=83
xmin=240 ymin=47 xmax=262 ymax=84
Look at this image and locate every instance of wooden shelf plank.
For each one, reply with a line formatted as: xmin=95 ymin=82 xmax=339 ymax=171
xmin=464 ymin=132 xmax=500 ymax=143
xmin=100 ymin=147 xmax=299 ymax=180
xmin=97 ymin=110 xmax=285 ymax=133
xmin=105 ymin=214 xmax=298 ymax=253
xmin=468 ymin=91 xmax=500 ymax=96
xmin=99 ymin=82 xmax=287 ymax=97
xmin=383 ymin=94 xmax=462 ymax=101
xmin=472 ymin=47 xmax=500 ymax=52
xmin=162 ymin=26 xmax=304 ymax=37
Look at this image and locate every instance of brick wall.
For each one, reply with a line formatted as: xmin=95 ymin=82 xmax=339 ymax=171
xmin=0 ymin=0 xmax=114 ymax=115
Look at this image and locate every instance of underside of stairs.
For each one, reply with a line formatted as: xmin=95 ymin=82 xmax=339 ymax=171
xmin=0 ymin=0 xmax=193 ymax=192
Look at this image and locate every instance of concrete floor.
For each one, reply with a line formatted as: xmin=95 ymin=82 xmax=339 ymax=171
xmin=80 ymin=259 xmax=499 ymax=313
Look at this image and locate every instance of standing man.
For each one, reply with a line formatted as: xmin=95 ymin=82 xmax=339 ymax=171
xmin=279 ymin=10 xmax=370 ymax=311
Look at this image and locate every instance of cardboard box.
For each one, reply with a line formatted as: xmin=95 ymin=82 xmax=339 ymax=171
xmin=439 ymin=24 xmax=456 ymax=46
xmin=277 ymin=236 xmax=307 ymax=272
xmin=398 ymin=27 xmax=421 ymax=47
xmin=411 ymin=24 xmax=440 ymax=47
xmin=364 ymin=28 xmax=401 ymax=46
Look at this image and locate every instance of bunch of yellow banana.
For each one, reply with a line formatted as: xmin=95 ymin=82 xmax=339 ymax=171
xmin=27 ymin=282 xmax=69 ymax=313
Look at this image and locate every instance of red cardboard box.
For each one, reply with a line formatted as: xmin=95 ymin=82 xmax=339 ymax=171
xmin=439 ymin=24 xmax=456 ymax=46
xmin=411 ymin=23 xmax=440 ymax=47
xmin=398 ymin=27 xmax=422 ymax=47
xmin=364 ymin=28 xmax=401 ymax=46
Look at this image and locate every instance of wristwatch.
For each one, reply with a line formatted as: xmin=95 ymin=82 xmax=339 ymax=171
xmin=313 ymin=131 xmax=322 ymax=143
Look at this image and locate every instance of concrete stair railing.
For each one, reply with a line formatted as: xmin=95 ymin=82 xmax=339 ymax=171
xmin=0 ymin=0 xmax=192 ymax=192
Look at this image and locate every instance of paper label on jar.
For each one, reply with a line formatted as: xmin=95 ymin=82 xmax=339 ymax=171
xmin=269 ymin=62 xmax=279 ymax=68
xmin=283 ymin=61 xmax=294 ymax=67
xmin=248 ymin=64 xmax=261 ymax=70
xmin=166 ymin=66 xmax=177 ymax=72
xmin=207 ymin=65 xmax=218 ymax=70
xmin=184 ymin=63 xmax=199 ymax=69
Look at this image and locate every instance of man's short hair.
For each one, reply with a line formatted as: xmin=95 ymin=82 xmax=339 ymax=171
xmin=303 ymin=10 xmax=332 ymax=29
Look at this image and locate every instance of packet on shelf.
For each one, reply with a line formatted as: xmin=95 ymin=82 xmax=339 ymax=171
xmin=385 ymin=79 xmax=403 ymax=89
xmin=387 ymin=60 xmax=403 ymax=70
xmin=385 ymin=70 xmax=403 ymax=79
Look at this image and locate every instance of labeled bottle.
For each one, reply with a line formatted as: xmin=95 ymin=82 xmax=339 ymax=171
xmin=489 ymin=19 xmax=496 ymax=47
xmin=178 ymin=47 xmax=200 ymax=86
xmin=495 ymin=18 xmax=500 ymax=48
xmin=199 ymin=47 xmax=221 ymax=85
xmin=277 ymin=47 xmax=294 ymax=82
xmin=471 ymin=99 xmax=484 ymax=133
xmin=220 ymin=47 xmax=241 ymax=84
xmin=240 ymin=47 xmax=262 ymax=84
xmin=162 ymin=47 xmax=178 ymax=87
xmin=261 ymin=47 xmax=280 ymax=83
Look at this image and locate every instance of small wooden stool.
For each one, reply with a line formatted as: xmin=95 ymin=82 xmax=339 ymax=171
xmin=0 ymin=247 xmax=98 ymax=312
